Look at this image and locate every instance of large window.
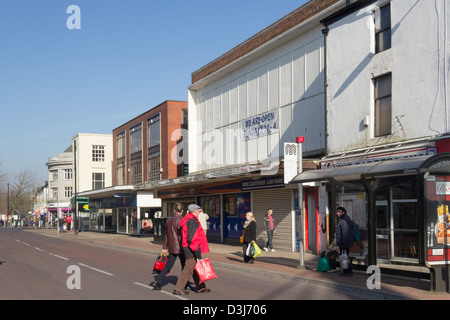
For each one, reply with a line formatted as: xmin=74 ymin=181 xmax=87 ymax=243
xmin=92 ymin=145 xmax=105 ymax=162
xmin=64 ymin=187 xmax=73 ymax=198
xmin=130 ymin=124 xmax=142 ymax=184
xmin=92 ymin=173 xmax=105 ymax=190
xmin=375 ymin=3 xmax=391 ymax=53
xmin=148 ymin=114 xmax=160 ymax=181
xmin=64 ymin=169 xmax=72 ymax=180
xmin=116 ymin=132 xmax=126 ymax=185
xmin=50 ymin=170 xmax=58 ymax=181
xmin=374 ymin=74 xmax=392 ymax=137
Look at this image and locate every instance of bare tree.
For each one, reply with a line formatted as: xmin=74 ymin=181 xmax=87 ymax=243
xmin=9 ymin=168 xmax=39 ymax=219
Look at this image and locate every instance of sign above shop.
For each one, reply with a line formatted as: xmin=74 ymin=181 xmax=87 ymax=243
xmin=241 ymin=110 xmax=278 ymax=140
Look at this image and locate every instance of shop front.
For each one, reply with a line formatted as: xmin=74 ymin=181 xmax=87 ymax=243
xmin=154 ymin=175 xmax=297 ymax=249
xmin=78 ymin=187 xmax=161 ymax=235
xmin=291 ymin=153 xmax=450 ymax=292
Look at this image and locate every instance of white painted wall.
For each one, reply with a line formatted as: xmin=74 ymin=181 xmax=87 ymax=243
xmin=72 ymin=133 xmax=113 ymax=193
xmin=189 ymin=25 xmax=327 ymax=173
xmin=326 ymin=0 xmax=450 ymax=154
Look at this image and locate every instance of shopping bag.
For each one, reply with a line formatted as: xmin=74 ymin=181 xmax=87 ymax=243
xmin=340 ymin=250 xmax=349 ymax=270
xmin=247 ymin=241 xmax=261 ymax=258
xmin=317 ymin=253 xmax=330 ymax=272
xmin=194 ymin=258 xmax=217 ymax=284
xmin=251 ymin=241 xmax=261 ymax=258
xmin=152 ymin=253 xmax=168 ymax=274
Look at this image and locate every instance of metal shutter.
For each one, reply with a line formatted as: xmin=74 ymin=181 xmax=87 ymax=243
xmin=252 ymin=189 xmax=293 ymax=252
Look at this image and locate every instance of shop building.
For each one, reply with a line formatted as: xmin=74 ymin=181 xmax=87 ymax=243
xmin=46 ymin=146 xmax=74 ymax=220
xmin=136 ymin=0 xmax=347 ymax=251
xmin=77 ymin=101 xmax=187 ymax=234
xmin=291 ymin=0 xmax=450 ymax=290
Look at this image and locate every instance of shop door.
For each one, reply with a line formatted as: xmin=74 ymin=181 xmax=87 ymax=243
xmin=376 ymin=201 xmax=389 ymax=263
xmin=306 ymin=193 xmax=318 ymax=254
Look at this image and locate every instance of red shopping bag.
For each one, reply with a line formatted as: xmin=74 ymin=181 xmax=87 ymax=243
xmin=152 ymin=253 xmax=168 ymax=274
xmin=194 ymin=258 xmax=217 ymax=284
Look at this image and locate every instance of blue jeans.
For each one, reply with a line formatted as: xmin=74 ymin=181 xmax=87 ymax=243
xmin=266 ymin=230 xmax=274 ymax=250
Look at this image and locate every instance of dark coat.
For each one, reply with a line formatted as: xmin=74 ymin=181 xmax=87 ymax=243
xmin=336 ymin=213 xmax=354 ymax=249
xmin=243 ymin=220 xmax=256 ymax=243
xmin=163 ymin=212 xmax=183 ymax=254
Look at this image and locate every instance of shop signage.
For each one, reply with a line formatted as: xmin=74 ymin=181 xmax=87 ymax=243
xmin=241 ymin=110 xmax=278 ymax=140
xmin=436 ymin=181 xmax=450 ymax=195
xmin=241 ymin=176 xmax=284 ymax=191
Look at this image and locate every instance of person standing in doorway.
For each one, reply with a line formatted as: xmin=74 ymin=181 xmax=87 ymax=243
xmin=336 ymin=207 xmax=354 ymax=276
xmin=263 ymin=208 xmax=276 ymax=252
xmin=150 ymin=202 xmax=186 ymax=291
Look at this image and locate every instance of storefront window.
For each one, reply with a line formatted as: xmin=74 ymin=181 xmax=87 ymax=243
xmin=199 ymin=196 xmax=220 ymax=217
xmin=223 ymin=193 xmax=251 ymax=218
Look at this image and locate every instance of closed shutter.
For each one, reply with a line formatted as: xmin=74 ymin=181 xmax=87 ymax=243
xmin=252 ymin=189 xmax=293 ymax=252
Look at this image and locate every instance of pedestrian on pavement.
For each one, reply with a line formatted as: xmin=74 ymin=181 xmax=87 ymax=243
xmin=150 ymin=202 xmax=186 ymax=291
xmin=336 ymin=207 xmax=353 ymax=276
xmin=263 ymin=208 xmax=276 ymax=252
xmin=198 ymin=209 xmax=209 ymax=235
xmin=66 ymin=214 xmax=73 ymax=231
xmin=173 ymin=204 xmax=211 ymax=295
xmin=242 ymin=212 xmax=257 ymax=264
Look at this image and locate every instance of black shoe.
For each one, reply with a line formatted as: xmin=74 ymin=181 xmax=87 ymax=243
xmin=197 ymin=288 xmax=211 ymax=293
xmin=173 ymin=289 xmax=189 ymax=295
xmin=150 ymin=281 xmax=161 ymax=291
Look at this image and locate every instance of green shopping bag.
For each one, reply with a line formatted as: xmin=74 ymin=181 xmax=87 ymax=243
xmin=317 ymin=254 xmax=330 ymax=272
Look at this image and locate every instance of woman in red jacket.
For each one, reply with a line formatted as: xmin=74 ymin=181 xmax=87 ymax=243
xmin=173 ymin=204 xmax=210 ymax=295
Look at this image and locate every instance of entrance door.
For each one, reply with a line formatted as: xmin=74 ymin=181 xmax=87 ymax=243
xmin=306 ymin=193 xmax=318 ymax=254
xmin=376 ymin=201 xmax=389 ymax=263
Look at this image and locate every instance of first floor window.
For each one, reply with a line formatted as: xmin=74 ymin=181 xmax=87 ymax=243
xmin=65 ymin=187 xmax=73 ymax=198
xmin=374 ymin=73 xmax=392 ymax=137
xmin=92 ymin=173 xmax=105 ymax=190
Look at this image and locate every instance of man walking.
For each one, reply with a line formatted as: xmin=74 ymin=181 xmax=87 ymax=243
xmin=150 ymin=202 xmax=185 ymax=291
xmin=173 ymin=204 xmax=211 ymax=295
xmin=336 ymin=207 xmax=354 ymax=275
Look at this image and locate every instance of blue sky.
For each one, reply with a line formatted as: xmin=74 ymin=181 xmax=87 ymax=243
xmin=0 ymin=0 xmax=307 ymax=183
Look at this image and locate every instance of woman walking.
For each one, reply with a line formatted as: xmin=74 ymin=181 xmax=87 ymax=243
xmin=242 ymin=212 xmax=257 ymax=264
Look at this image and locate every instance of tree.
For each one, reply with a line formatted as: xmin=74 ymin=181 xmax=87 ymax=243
xmin=9 ymin=169 xmax=39 ymax=219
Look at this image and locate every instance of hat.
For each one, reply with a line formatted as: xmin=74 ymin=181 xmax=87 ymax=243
xmin=188 ymin=204 xmax=201 ymax=213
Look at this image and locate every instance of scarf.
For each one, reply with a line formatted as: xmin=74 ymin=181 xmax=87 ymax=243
xmin=243 ymin=219 xmax=252 ymax=229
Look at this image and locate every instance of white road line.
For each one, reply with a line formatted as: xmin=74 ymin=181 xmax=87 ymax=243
xmin=14 ymin=239 xmax=21 ymax=242
xmin=133 ymin=282 xmax=189 ymax=300
xmin=22 ymin=242 xmax=30 ymax=246
xmin=78 ymin=263 xmax=114 ymax=276
xmin=34 ymin=247 xmax=44 ymax=252
xmin=49 ymin=253 xmax=69 ymax=260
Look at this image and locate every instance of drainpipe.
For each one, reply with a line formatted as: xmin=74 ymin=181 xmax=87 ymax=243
xmin=322 ymin=26 xmax=329 ymax=155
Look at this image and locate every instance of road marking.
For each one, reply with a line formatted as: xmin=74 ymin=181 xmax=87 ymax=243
xmin=78 ymin=263 xmax=114 ymax=276
xmin=34 ymin=247 xmax=44 ymax=252
xmin=22 ymin=242 xmax=30 ymax=246
xmin=14 ymin=239 xmax=21 ymax=242
xmin=133 ymin=282 xmax=189 ymax=300
xmin=49 ymin=253 xmax=69 ymax=260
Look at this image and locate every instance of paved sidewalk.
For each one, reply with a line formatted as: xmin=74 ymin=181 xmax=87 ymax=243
xmin=25 ymin=228 xmax=450 ymax=300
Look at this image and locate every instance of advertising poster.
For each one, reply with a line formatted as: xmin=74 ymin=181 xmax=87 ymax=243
xmin=425 ymin=175 xmax=450 ymax=266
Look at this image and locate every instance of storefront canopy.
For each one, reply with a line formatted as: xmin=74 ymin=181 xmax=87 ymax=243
xmin=289 ymin=154 xmax=450 ymax=184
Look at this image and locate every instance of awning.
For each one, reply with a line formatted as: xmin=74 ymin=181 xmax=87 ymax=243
xmin=290 ymin=155 xmax=434 ymax=183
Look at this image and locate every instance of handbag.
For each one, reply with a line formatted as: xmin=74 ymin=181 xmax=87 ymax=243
xmin=152 ymin=252 xmax=168 ymax=274
xmin=240 ymin=227 xmax=246 ymax=243
xmin=194 ymin=258 xmax=217 ymax=284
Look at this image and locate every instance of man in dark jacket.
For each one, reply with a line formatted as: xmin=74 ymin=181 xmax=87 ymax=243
xmin=150 ymin=202 xmax=185 ymax=290
xmin=173 ymin=204 xmax=210 ymax=295
xmin=336 ymin=207 xmax=353 ymax=275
